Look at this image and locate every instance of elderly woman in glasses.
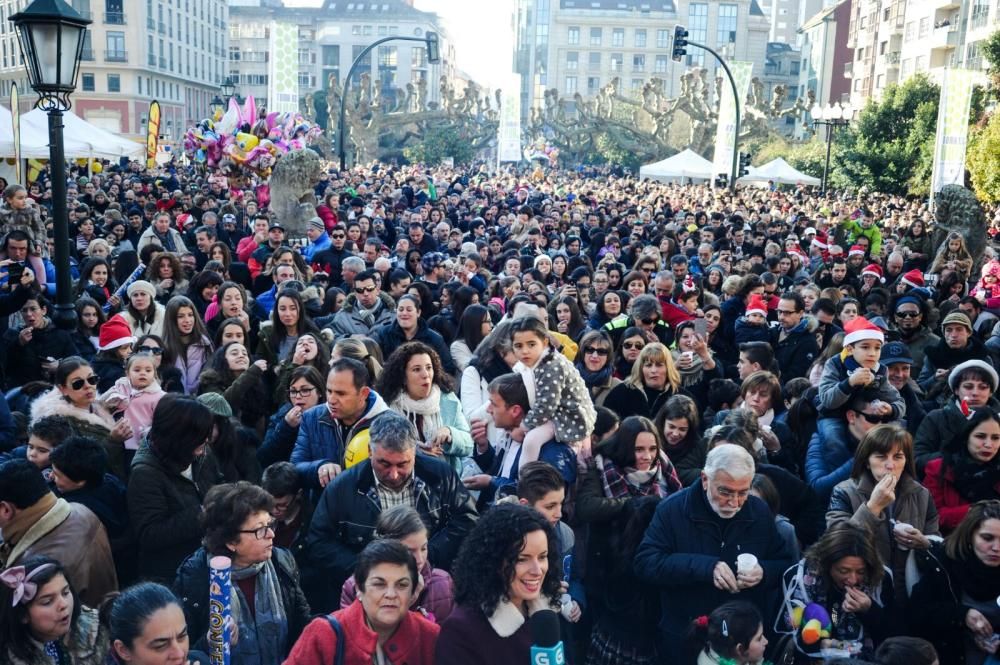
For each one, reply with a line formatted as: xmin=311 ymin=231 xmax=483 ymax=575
xmin=574 ymin=330 xmax=621 ymax=408
xmin=30 ymin=356 xmax=132 ymax=479
xmin=174 ymin=482 xmax=311 ymax=663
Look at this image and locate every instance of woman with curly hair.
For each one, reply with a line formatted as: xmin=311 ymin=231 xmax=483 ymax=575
xmin=376 ymin=341 xmax=472 ymax=473
xmin=435 ymin=504 xmax=563 ymax=665
xmin=146 ymin=252 xmax=188 ymax=305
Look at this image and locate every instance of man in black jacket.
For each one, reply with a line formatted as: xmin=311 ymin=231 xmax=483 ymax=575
xmin=771 ymin=291 xmax=819 ymax=384
xmin=301 ymin=411 xmax=478 ymax=613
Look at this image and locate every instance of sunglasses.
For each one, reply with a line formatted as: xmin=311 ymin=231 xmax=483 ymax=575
xmin=583 ymin=347 xmax=610 ymax=356
xmin=356 ymin=285 xmax=378 ymax=294
xmin=641 ymin=317 xmax=659 ymax=325
xmin=623 ymin=342 xmax=645 ymax=350
xmin=137 ymin=346 xmax=163 ymax=355
xmin=895 ymin=311 xmax=920 ymax=318
xmin=331 ymin=233 xmax=345 ymax=239
xmin=856 ymin=411 xmax=896 ymax=424
xmin=70 ymin=375 xmax=100 ymax=390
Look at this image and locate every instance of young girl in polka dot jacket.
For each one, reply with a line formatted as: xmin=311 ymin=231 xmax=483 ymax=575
xmin=508 ymin=316 xmax=597 ymax=468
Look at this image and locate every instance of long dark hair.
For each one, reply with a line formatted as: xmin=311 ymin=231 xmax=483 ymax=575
xmin=148 ymin=394 xmax=214 ymax=470
xmin=451 ymin=504 xmax=561 ymax=615
xmin=456 ymin=304 xmax=491 ymax=354
xmin=75 ymin=295 xmax=106 ymax=335
xmin=162 ymin=296 xmax=212 ymax=367
xmin=941 ymin=408 xmax=1000 ymax=502
xmin=596 ymin=415 xmax=662 ymax=469
xmin=0 ymin=557 xmax=81 ymax=663
xmin=268 ymin=289 xmax=320 ymax=350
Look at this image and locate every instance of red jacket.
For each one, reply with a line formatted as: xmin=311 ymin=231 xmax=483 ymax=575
xmin=658 ymin=296 xmax=696 ymax=329
xmin=283 ymin=599 xmax=439 ymax=665
xmin=923 ymin=457 xmax=1000 ymax=532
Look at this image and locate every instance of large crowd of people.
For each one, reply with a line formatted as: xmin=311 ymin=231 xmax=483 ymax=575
xmin=2 ymin=158 xmax=1000 ymax=665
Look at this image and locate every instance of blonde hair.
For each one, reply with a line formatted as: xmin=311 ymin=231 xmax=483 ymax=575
xmin=626 ymin=342 xmax=681 ymax=393
xmin=334 ymin=337 xmax=383 ymax=384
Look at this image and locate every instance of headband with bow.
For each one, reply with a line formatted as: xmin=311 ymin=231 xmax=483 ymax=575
xmin=0 ymin=564 xmax=57 ymax=606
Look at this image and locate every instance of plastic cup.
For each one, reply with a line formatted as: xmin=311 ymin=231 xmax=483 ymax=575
xmin=893 ymin=522 xmax=913 ymax=551
xmin=736 ymin=553 xmax=758 ymax=574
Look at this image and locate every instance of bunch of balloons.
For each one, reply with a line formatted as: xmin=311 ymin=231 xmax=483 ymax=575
xmin=183 ymin=96 xmax=323 ymax=179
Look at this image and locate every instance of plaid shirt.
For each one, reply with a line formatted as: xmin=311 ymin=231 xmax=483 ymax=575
xmin=373 ymin=468 xmax=418 ymax=510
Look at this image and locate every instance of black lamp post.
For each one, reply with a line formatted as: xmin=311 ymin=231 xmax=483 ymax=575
xmin=220 ymin=77 xmax=236 ymax=101
xmin=338 ymin=31 xmax=440 ymax=170
xmin=810 ymin=101 xmax=855 ymax=195
xmin=9 ymin=0 xmax=90 ymax=330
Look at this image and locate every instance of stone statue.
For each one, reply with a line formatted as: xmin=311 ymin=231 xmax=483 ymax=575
xmin=933 ymin=184 xmax=988 ymax=271
xmin=268 ymin=148 xmax=323 ymax=238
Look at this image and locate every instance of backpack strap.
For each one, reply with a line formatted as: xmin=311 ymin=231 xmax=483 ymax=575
xmin=324 ymin=615 xmax=345 ymax=665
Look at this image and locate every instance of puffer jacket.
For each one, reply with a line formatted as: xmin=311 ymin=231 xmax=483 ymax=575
xmin=371 ymin=318 xmax=458 ymax=375
xmin=2 ymin=322 xmax=78 ymax=389
xmin=330 ymin=291 xmax=396 ymax=337
xmin=174 ymin=546 xmax=311 ymax=655
xmin=301 ymin=454 xmax=479 ymax=614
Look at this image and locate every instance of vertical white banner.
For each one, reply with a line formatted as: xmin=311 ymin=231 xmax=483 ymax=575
xmin=931 ymin=68 xmax=975 ymax=194
xmin=269 ymin=22 xmax=300 ymax=114
xmin=712 ymin=61 xmax=754 ymax=180
xmin=498 ymin=74 xmax=522 ymax=164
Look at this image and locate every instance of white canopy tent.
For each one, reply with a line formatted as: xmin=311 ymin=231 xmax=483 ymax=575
xmin=20 ymin=109 xmax=145 ymax=160
xmin=0 ymin=104 xmax=59 ymax=159
xmin=739 ymin=157 xmax=821 ymax=187
xmin=639 ymin=149 xmax=716 ymax=182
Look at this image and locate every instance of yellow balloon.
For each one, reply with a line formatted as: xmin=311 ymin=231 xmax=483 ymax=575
xmin=344 ymin=429 xmax=371 ymax=468
xmin=75 ymin=158 xmax=88 ymax=166
xmin=90 ymin=161 xmax=103 ymax=173
xmin=236 ymin=132 xmax=259 ymax=152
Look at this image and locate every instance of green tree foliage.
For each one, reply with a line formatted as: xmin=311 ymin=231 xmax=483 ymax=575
xmin=968 ymin=111 xmax=1000 ymax=204
xmin=984 ymin=30 xmax=1000 ymax=87
xmin=584 ymin=133 xmax=641 ymax=171
xmin=833 ymin=75 xmax=939 ymax=195
xmin=403 ymin=125 xmax=475 ymax=166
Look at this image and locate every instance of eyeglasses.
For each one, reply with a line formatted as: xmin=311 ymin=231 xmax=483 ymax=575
xmin=137 ymin=346 xmax=163 ymax=355
xmin=715 ymin=486 xmax=751 ymax=500
xmin=70 ymin=375 xmax=100 ymax=390
xmin=857 ymin=411 xmax=896 ymax=424
xmin=583 ymin=347 xmax=610 ymax=356
xmin=895 ymin=310 xmax=921 ymax=318
xmin=239 ymin=521 xmax=277 ymax=540
xmin=356 ymin=285 xmax=378 ymax=294
xmin=776 ymin=309 xmax=799 ymax=316
xmin=331 ymin=233 xmax=345 ymax=239
xmin=623 ymin=342 xmax=645 ymax=350
xmin=288 ymin=386 xmax=317 ymax=397
xmin=641 ymin=317 xmax=658 ymax=325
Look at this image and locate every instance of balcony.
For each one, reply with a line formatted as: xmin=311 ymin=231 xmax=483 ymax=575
xmin=930 ymin=24 xmax=958 ymax=50
xmin=885 ymin=51 xmax=900 ymax=67
xmin=159 ymin=56 xmax=166 ymax=68
xmin=105 ymin=50 xmax=127 ymax=62
xmin=104 ymin=11 xmax=125 ymax=24
xmin=844 ymin=61 xmax=853 ymax=77
xmin=148 ymin=53 xmax=156 ymax=66
xmin=932 ymin=0 xmax=961 ymax=9
xmin=80 ymin=48 xmax=94 ymax=61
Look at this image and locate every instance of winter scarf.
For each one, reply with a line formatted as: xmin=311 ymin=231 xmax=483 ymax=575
xmin=596 ymin=453 xmax=680 ymax=499
xmin=575 ymin=362 xmax=614 ymax=390
xmin=674 ymin=350 xmax=705 ymax=388
xmin=230 ymin=559 xmax=288 ymax=665
xmin=392 ymin=385 xmax=445 ymax=443
xmin=945 ymin=452 xmax=1000 ymax=503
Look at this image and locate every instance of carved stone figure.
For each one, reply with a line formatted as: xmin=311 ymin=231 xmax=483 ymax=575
xmin=268 ymin=148 xmax=323 ymax=237
xmin=933 ymin=184 xmax=988 ymax=271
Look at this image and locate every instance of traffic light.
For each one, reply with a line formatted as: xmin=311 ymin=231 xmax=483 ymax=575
xmin=672 ymin=25 xmax=688 ymax=62
xmin=738 ymin=152 xmax=752 ymax=178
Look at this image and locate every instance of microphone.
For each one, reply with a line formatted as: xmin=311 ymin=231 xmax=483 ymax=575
xmin=530 ymin=609 xmax=566 ymax=665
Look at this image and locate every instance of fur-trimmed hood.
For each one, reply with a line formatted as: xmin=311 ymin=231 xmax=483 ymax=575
xmin=486 ymin=596 xmax=556 ymax=638
xmin=30 ymin=387 xmax=115 ymax=431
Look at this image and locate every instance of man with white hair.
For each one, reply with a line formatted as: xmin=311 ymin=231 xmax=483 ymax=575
xmin=634 ymin=443 xmax=793 ymax=664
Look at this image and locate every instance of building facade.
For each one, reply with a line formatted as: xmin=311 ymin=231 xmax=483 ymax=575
xmin=766 ymin=0 xmax=828 ymax=45
xmin=0 ymin=0 xmax=227 ymax=140
xmin=227 ymin=0 xmax=455 ymax=116
xmin=513 ymin=0 xmax=770 ymax=120
xmin=797 ymin=0 xmax=852 ymax=117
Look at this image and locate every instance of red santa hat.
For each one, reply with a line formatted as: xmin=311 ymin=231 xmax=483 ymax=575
xmin=848 ymin=244 xmax=866 ymax=257
xmin=811 ymin=237 xmax=829 ymax=250
xmin=900 ymin=269 xmax=925 ymax=289
xmin=98 ymin=314 xmax=136 ymax=351
xmin=861 ymin=264 xmax=884 ymax=282
xmin=843 ymin=317 xmax=885 ymax=347
xmin=745 ymin=294 xmax=768 ymax=318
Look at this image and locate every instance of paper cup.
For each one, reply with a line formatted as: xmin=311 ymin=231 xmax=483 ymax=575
xmin=736 ymin=553 xmax=758 ymax=574
xmin=893 ymin=522 xmax=913 ymax=551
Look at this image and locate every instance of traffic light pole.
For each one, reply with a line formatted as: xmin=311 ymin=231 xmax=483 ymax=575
xmin=683 ymin=40 xmax=742 ymax=194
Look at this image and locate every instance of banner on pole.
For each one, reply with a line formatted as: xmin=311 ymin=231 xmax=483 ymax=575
xmin=146 ymin=101 xmax=160 ymax=169
xmin=931 ymin=68 xmax=975 ymax=195
xmin=712 ymin=61 xmax=754 ymax=179
xmin=11 ymin=83 xmax=20 ymax=184
xmin=498 ymin=74 xmax=522 ymax=164
xmin=269 ymin=22 xmax=299 ymax=114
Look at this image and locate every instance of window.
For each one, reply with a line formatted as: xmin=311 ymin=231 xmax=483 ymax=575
xmin=567 ymin=51 xmax=578 ymax=70
xmin=568 ymin=26 xmax=579 ymax=45
xmin=565 ymin=76 xmax=577 ymax=93
xmin=635 ymin=29 xmax=646 ymax=47
xmin=972 ymin=0 xmax=990 ymax=29
xmin=654 ymin=54 xmax=667 ymax=72
xmin=588 ymin=76 xmax=600 ymax=93
xmin=611 ymin=52 xmax=623 ymax=71
xmin=612 ymin=28 xmax=624 ymax=47
xmin=106 ymin=30 xmax=125 ymax=60
xmin=904 ymin=21 xmax=915 ymax=41
xmin=589 ymin=51 xmax=601 ymax=70
xmin=632 ymin=54 xmax=645 ymax=71
xmin=915 ymin=54 xmax=927 ymax=70
xmin=352 ymin=25 xmax=361 ymax=35
xmin=412 ymin=46 xmax=426 ymax=67
xmin=81 ymin=73 xmax=95 ymax=91
xmin=657 ymin=29 xmax=670 ymax=49
xmin=631 ymin=78 xmax=643 ymax=93
xmin=790 ymin=60 xmax=800 ymax=75
xmin=107 ymin=74 xmax=120 ymax=92
xmin=901 ymin=58 xmax=912 ymax=77
xmin=876 ymin=74 xmax=885 ymax=88
xmin=590 ymin=27 xmax=601 ymax=46
xmin=687 ymin=3 xmax=707 ymax=66
xmin=717 ymin=4 xmax=738 ymax=45
xmin=918 ymin=17 xmax=929 ymax=38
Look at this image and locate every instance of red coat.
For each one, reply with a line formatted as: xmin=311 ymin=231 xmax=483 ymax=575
xmin=283 ymin=598 xmax=439 ymax=665
xmin=923 ymin=457 xmax=1000 ymax=532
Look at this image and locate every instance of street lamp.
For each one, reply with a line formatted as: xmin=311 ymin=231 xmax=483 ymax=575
xmin=338 ymin=31 xmax=441 ymax=170
xmin=9 ymin=0 xmax=90 ymax=330
xmin=811 ymin=101 xmax=855 ymax=195
xmin=220 ymin=77 xmax=236 ymax=100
